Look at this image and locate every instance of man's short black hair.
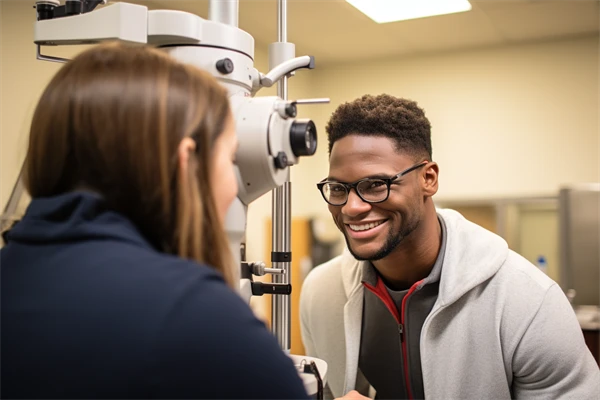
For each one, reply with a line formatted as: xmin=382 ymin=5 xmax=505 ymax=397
xmin=326 ymin=94 xmax=432 ymax=160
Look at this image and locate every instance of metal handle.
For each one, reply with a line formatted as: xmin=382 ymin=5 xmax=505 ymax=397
xmin=260 ymin=56 xmax=314 ymax=87
xmin=252 ymin=282 xmax=292 ymax=296
xmin=36 ymin=44 xmax=69 ymax=63
xmin=294 ymin=98 xmax=331 ymax=105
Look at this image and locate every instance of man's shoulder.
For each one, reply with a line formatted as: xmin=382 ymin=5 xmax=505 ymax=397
xmin=308 ymin=253 xmax=345 ymax=279
xmin=301 ymin=251 xmax=356 ymax=307
xmin=496 ymin=249 xmax=556 ymax=296
xmin=472 ymin=249 xmax=561 ymax=333
xmin=303 ymin=254 xmax=344 ymax=296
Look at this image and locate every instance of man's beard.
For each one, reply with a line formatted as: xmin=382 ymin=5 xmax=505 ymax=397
xmin=344 ymin=215 xmax=420 ymax=261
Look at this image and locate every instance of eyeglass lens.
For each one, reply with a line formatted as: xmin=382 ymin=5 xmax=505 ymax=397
xmin=323 ymin=179 xmax=388 ymax=205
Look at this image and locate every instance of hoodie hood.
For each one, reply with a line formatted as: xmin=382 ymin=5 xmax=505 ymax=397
xmin=6 ymin=191 xmax=152 ymax=250
xmin=435 ymin=208 xmax=508 ymax=306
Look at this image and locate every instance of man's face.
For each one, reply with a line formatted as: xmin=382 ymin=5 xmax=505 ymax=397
xmin=327 ymin=135 xmax=425 ymax=261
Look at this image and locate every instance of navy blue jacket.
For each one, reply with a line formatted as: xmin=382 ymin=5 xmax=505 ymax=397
xmin=1 ymin=192 xmax=308 ymax=399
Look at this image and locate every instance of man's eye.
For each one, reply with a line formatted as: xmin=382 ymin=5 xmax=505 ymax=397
xmin=368 ymin=181 xmax=385 ymax=188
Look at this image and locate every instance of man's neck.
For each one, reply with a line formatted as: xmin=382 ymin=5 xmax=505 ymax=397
xmin=372 ymin=209 xmax=442 ymax=291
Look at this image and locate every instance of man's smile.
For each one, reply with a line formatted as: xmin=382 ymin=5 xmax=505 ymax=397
xmin=344 ymin=219 xmax=388 ymax=239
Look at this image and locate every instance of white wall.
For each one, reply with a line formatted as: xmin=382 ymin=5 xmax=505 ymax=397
xmin=291 ymin=35 xmax=600 ymax=221
xmin=1 ymin=1 xmax=86 ymax=212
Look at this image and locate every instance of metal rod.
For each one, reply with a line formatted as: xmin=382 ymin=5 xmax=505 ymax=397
xmin=271 ymin=0 xmax=291 ymax=352
xmin=36 ymin=45 xmax=69 ymax=64
xmin=208 ymin=0 xmax=238 ymax=27
xmin=276 ymin=0 xmax=288 ymax=100
xmin=264 ymin=268 xmax=284 ymax=274
xmin=278 ymin=0 xmax=287 ymax=43
xmin=294 ymin=98 xmax=331 ymax=105
xmin=271 ymin=182 xmax=291 ymax=350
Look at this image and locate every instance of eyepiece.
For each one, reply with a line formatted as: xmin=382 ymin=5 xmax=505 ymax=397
xmin=289 ymin=119 xmax=317 ymax=157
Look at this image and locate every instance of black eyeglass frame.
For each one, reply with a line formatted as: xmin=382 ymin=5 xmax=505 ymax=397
xmin=316 ymin=161 xmax=429 ymax=206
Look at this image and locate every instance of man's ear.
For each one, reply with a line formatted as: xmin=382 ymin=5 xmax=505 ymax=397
xmin=422 ymin=162 xmax=439 ymax=197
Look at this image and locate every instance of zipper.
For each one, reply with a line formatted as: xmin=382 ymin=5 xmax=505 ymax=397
xmin=398 ymin=322 xmax=404 ymax=342
xmin=397 ymin=322 xmax=407 ymax=399
xmin=363 ymin=277 xmax=423 ymax=400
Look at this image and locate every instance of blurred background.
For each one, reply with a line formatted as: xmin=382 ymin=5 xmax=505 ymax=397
xmin=1 ymin=0 xmax=598 ymax=359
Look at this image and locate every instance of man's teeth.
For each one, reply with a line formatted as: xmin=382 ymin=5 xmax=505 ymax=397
xmin=349 ymin=221 xmax=384 ymax=231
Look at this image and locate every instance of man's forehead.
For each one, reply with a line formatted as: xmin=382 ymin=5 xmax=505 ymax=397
xmin=328 ymin=135 xmax=413 ymax=179
xmin=330 ymin=135 xmax=408 ymax=162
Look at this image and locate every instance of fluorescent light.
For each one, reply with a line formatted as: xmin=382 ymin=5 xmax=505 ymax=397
xmin=346 ymin=0 xmax=472 ymax=24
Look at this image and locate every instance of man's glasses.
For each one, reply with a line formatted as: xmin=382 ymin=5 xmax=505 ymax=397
xmin=316 ymin=161 xmax=428 ymax=206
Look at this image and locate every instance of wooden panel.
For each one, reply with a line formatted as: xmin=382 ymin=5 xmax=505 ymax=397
xmin=264 ymin=218 xmax=312 ymax=355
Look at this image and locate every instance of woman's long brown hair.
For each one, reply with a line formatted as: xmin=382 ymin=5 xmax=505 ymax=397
xmin=25 ymin=42 xmax=235 ymax=287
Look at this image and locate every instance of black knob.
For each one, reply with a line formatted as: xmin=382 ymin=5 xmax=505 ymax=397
xmin=35 ymin=2 xmax=57 ymax=21
xmin=251 ymin=282 xmax=292 ymax=296
xmin=216 ymin=58 xmax=234 ymax=74
xmin=285 ymin=103 xmax=297 ymax=118
xmin=65 ymin=0 xmax=82 ymax=16
xmin=273 ymin=152 xmax=288 ymax=170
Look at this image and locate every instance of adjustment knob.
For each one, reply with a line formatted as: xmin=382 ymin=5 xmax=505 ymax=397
xmin=65 ymin=0 xmax=82 ymax=16
xmin=35 ymin=0 xmax=60 ymax=21
xmin=216 ymin=58 xmax=234 ymax=74
xmin=285 ymin=103 xmax=297 ymax=118
xmin=274 ymin=152 xmax=288 ymax=170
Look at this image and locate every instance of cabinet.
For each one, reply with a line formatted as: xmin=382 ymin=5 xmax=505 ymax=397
xmin=582 ymin=329 xmax=599 ymax=366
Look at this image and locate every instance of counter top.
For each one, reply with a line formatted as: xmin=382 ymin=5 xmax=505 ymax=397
xmin=575 ymin=305 xmax=600 ymax=330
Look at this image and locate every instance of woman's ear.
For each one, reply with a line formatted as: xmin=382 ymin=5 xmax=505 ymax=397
xmin=422 ymin=162 xmax=439 ymax=197
xmin=177 ymin=137 xmax=197 ymax=177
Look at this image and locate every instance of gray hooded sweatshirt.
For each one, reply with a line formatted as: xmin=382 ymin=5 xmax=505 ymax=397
xmin=300 ymin=209 xmax=599 ymax=399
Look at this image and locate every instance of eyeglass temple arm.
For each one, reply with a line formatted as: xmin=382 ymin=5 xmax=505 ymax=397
xmin=392 ymin=161 xmax=429 ymax=181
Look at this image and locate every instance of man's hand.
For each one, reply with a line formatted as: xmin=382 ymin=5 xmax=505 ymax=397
xmin=335 ymin=390 xmax=371 ymax=400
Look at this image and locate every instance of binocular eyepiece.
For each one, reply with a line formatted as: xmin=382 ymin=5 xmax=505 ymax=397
xmin=35 ymin=0 xmax=105 ymax=21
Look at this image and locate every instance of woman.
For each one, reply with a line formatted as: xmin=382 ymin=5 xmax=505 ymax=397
xmin=1 ymin=43 xmax=308 ymax=399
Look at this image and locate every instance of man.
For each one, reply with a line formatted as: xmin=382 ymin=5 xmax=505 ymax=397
xmin=300 ymin=94 xmax=599 ymax=399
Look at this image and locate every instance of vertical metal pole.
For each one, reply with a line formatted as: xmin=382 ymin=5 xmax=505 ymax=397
xmin=276 ymin=0 xmax=288 ymax=99
xmin=271 ymin=0 xmax=291 ymax=352
xmin=208 ymin=0 xmax=239 ymax=27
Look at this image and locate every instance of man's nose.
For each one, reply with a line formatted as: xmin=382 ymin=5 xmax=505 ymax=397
xmin=341 ymin=189 xmax=371 ymax=217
